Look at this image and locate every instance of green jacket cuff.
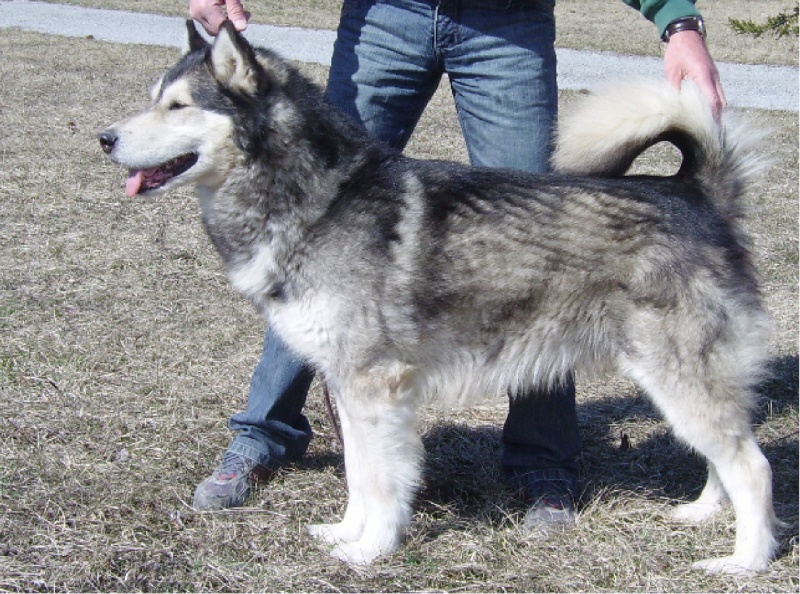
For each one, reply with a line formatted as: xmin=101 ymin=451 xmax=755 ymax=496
xmin=622 ymin=0 xmax=702 ymax=36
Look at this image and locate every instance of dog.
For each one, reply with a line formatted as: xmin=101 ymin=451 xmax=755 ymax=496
xmin=99 ymin=21 xmax=778 ymax=573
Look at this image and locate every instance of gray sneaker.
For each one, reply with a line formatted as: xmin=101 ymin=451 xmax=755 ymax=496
xmin=193 ymin=452 xmax=273 ymax=511
xmin=522 ymin=479 xmax=577 ymax=536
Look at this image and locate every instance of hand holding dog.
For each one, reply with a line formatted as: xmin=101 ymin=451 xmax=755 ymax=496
xmin=189 ymin=0 xmax=248 ymax=35
xmin=663 ymin=30 xmax=726 ymax=120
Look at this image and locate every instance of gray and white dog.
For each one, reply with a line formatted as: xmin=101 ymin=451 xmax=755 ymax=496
xmin=99 ymin=21 xmax=778 ymax=573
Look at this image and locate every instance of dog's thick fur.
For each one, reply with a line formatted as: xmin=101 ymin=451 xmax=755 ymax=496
xmin=100 ymin=21 xmax=778 ymax=573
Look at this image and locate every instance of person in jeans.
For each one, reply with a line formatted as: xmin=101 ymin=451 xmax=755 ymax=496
xmin=188 ymin=0 xmax=725 ymax=533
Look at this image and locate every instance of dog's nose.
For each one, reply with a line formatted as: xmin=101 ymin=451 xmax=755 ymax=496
xmin=98 ymin=131 xmax=118 ymax=154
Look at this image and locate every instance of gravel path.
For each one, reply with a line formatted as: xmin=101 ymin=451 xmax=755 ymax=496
xmin=1 ymin=0 xmax=797 ymax=111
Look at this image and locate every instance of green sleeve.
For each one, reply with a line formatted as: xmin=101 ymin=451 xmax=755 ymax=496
xmin=620 ymin=0 xmax=702 ymax=37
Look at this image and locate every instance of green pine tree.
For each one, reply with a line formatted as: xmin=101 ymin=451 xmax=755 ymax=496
xmin=729 ymin=5 xmax=799 ymax=38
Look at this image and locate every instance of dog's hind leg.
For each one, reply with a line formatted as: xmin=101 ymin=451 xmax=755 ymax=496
xmin=690 ymin=436 xmax=777 ymax=574
xmin=670 ymin=462 xmax=728 ymax=523
xmin=627 ymin=360 xmax=777 ymax=574
xmin=310 ymin=371 xmax=424 ymax=565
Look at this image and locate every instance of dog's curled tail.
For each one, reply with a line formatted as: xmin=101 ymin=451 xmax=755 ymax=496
xmin=552 ymin=80 xmax=765 ymax=221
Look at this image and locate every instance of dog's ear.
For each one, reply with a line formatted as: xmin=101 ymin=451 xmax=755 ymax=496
xmin=209 ymin=21 xmax=264 ymax=97
xmin=186 ymin=19 xmax=209 ymax=53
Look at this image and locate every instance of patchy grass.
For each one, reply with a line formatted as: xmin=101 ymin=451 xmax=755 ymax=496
xmin=0 ymin=20 xmax=797 ymax=594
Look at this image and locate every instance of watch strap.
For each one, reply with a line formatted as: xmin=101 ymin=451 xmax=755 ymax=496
xmin=661 ymin=16 xmax=706 ymax=42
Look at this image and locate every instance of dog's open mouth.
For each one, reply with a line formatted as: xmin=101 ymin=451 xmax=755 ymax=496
xmin=125 ymin=153 xmax=199 ymax=196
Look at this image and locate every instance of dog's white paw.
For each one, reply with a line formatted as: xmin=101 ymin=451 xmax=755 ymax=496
xmin=330 ymin=540 xmax=388 ymax=566
xmin=308 ymin=523 xmax=337 ymax=544
xmin=307 ymin=522 xmax=362 ymax=545
xmin=670 ymin=501 xmax=723 ymax=524
xmin=692 ymin=555 xmax=766 ymax=575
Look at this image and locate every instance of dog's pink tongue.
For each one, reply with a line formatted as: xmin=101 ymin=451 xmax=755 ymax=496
xmin=125 ymin=170 xmax=144 ymax=197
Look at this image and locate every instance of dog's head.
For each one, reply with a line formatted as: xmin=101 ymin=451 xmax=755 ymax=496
xmin=98 ymin=20 xmax=288 ymax=196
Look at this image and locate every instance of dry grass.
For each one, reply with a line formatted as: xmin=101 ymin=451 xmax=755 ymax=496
xmin=0 ymin=15 xmax=797 ymax=594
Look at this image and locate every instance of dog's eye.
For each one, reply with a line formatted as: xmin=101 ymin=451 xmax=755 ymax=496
xmin=168 ymin=102 xmax=188 ymax=111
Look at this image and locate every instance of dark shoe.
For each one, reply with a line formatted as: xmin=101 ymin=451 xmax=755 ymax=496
xmin=193 ymin=452 xmax=272 ymax=511
xmin=521 ymin=478 xmax=577 ymax=536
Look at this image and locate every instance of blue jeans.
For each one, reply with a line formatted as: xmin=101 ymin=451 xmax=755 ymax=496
xmin=326 ymin=0 xmax=558 ymax=170
xmin=228 ymin=0 xmax=581 ymax=489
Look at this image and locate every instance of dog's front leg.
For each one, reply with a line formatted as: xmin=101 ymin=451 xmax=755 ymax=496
xmin=310 ymin=374 xmax=423 ymax=565
xmin=308 ymin=396 xmax=366 ymax=545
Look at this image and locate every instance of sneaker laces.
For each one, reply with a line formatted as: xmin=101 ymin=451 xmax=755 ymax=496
xmin=528 ymin=479 xmax=575 ymax=509
xmin=215 ymin=452 xmax=253 ymax=482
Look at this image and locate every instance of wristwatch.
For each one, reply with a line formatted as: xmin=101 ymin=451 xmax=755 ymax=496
xmin=661 ymin=15 xmax=706 ymax=42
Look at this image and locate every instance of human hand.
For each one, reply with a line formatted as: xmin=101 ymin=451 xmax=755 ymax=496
xmin=663 ymin=30 xmax=726 ymax=120
xmin=189 ymin=0 xmax=249 ymax=35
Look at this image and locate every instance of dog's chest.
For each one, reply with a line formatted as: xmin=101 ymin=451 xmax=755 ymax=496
xmin=268 ymin=293 xmax=343 ymax=368
xmin=229 ymin=246 xmax=342 ymax=367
